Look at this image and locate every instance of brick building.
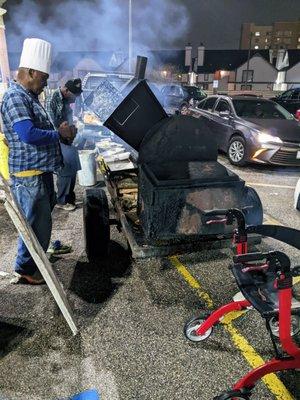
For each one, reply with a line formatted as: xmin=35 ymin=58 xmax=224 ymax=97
xmin=240 ymin=20 xmax=300 ymax=52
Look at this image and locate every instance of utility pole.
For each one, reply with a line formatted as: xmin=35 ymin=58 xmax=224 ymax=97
xmin=128 ymin=0 xmax=132 ymax=73
xmin=245 ymin=32 xmax=253 ymax=88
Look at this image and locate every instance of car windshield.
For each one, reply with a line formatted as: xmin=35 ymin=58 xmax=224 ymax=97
xmin=184 ymin=86 xmax=205 ymax=99
xmin=232 ymin=99 xmax=294 ymax=120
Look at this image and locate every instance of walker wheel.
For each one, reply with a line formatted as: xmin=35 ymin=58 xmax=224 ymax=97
xmin=184 ymin=313 xmax=213 ymax=342
xmin=269 ymin=315 xmax=300 ymax=338
xmin=213 ymin=388 xmax=251 ymax=399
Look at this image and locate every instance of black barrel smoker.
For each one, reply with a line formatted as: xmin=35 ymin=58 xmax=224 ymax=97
xmin=84 ymin=80 xmax=263 ymax=259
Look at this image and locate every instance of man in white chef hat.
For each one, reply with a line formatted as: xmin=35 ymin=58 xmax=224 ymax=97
xmin=1 ymin=38 xmax=76 ymax=284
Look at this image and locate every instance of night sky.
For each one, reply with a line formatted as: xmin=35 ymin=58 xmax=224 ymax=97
xmin=4 ymin=0 xmax=300 ymax=51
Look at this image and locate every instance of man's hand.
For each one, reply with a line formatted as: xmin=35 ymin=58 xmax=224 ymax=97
xmin=58 ymin=121 xmax=76 ymax=144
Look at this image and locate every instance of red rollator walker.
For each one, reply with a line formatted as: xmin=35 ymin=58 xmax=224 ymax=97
xmin=184 ymin=209 xmax=300 ymax=400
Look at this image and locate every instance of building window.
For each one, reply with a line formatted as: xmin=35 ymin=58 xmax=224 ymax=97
xmin=276 ymin=31 xmax=283 ymax=36
xmin=284 ymin=31 xmax=292 ymax=36
xmin=255 ymin=31 xmax=260 ymax=36
xmin=242 ymin=70 xmax=254 ymax=83
xmin=265 ymin=38 xmax=268 ymax=43
xmin=276 ymin=37 xmax=281 ymax=42
xmin=284 ymin=38 xmax=291 ymax=44
xmin=204 ymin=73 xmax=209 ymax=81
xmin=298 ymin=37 xmax=300 ymax=42
xmin=241 ymin=84 xmax=252 ymax=91
xmin=297 ymin=45 xmax=300 ymax=49
xmin=202 ymin=83 xmax=209 ymax=90
xmin=255 ymin=38 xmax=260 ymax=43
xmin=266 ymin=31 xmax=272 ymax=36
xmin=254 ymin=45 xmax=259 ymax=49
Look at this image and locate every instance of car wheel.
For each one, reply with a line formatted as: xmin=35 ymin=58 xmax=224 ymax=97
xmin=179 ymin=103 xmax=189 ymax=115
xmin=228 ymin=136 xmax=247 ymax=166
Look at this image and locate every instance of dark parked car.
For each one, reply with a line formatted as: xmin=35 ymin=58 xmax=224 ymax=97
xmin=160 ymin=84 xmax=206 ymax=113
xmin=271 ymin=88 xmax=300 ymax=119
xmin=189 ymin=95 xmax=300 ymax=166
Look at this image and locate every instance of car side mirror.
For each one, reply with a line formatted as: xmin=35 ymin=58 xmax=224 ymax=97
xmin=219 ymin=110 xmax=231 ymax=118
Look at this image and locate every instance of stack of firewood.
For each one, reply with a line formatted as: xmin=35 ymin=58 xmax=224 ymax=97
xmin=116 ymin=175 xmax=138 ymax=213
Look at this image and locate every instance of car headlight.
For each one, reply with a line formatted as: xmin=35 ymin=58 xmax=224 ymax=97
xmin=257 ymin=132 xmax=282 ymax=144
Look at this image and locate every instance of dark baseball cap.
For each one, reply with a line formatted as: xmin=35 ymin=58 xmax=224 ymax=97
xmin=65 ymin=78 xmax=83 ymax=95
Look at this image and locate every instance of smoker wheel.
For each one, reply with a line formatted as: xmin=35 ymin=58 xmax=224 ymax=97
xmin=83 ymin=188 xmax=110 ymax=261
xmin=241 ymin=186 xmax=263 ymax=226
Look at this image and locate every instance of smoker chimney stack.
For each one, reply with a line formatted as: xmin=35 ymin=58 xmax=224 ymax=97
xmin=185 ymin=43 xmax=192 ymax=68
xmin=135 ymin=56 xmax=148 ymax=80
xmin=197 ymin=43 xmax=205 ymax=67
xmin=276 ymin=48 xmax=289 ymax=70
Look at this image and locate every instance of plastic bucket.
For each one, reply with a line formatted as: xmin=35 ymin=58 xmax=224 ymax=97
xmin=78 ymin=150 xmax=97 ymax=186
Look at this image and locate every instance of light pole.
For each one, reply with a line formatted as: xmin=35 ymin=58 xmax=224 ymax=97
xmin=128 ymin=0 xmax=132 ymax=73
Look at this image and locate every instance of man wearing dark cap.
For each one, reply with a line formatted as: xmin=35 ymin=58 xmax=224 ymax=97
xmin=46 ymin=79 xmax=82 ymax=211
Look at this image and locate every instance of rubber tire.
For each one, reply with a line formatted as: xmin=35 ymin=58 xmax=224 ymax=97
xmin=297 ymin=195 xmax=300 ymax=211
xmin=228 ymin=136 xmax=247 ymax=166
xmin=241 ymin=186 xmax=263 ymax=226
xmin=179 ymin=103 xmax=189 ymax=115
xmin=269 ymin=315 xmax=300 ymax=339
xmin=184 ymin=313 xmax=213 ymax=342
xmin=213 ymin=390 xmax=250 ymax=400
xmin=83 ymin=188 xmax=110 ymax=261
xmin=296 ymin=194 xmax=300 ymax=211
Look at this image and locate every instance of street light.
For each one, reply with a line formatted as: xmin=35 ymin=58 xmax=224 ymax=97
xmin=128 ymin=0 xmax=132 ymax=73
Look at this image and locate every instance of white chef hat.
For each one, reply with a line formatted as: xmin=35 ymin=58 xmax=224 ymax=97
xmin=19 ymin=38 xmax=52 ymax=74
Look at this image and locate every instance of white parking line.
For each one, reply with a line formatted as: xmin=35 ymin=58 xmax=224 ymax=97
xmin=247 ymin=182 xmax=295 ymax=189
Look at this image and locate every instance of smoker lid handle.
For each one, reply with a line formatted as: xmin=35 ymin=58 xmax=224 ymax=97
xmin=201 ymin=209 xmax=229 ymax=217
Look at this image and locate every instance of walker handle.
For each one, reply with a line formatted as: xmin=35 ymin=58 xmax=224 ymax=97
xmin=233 ymin=252 xmax=266 ymax=264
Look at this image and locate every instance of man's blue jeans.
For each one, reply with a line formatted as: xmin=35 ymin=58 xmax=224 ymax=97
xmin=11 ymin=173 xmax=56 ymax=276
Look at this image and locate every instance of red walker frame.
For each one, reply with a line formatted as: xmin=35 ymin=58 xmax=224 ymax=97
xmin=193 ymin=209 xmax=300 ymax=399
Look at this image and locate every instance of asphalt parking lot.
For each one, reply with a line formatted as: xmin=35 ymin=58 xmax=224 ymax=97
xmin=0 ymin=155 xmax=299 ymax=400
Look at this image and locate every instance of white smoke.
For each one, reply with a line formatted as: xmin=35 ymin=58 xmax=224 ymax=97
xmin=6 ymin=0 xmax=189 ymax=52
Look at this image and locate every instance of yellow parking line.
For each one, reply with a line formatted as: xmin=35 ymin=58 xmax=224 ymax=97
xmin=263 ymin=213 xmax=285 ymax=226
xmin=169 ymin=256 xmax=214 ymax=309
xmin=294 ymin=276 xmax=300 ymax=285
xmin=247 ymin=182 xmax=295 ymax=190
xmin=170 ymin=256 xmax=295 ymax=400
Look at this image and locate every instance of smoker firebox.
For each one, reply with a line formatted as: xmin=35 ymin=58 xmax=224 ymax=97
xmin=104 ymin=80 xmax=263 ymax=244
